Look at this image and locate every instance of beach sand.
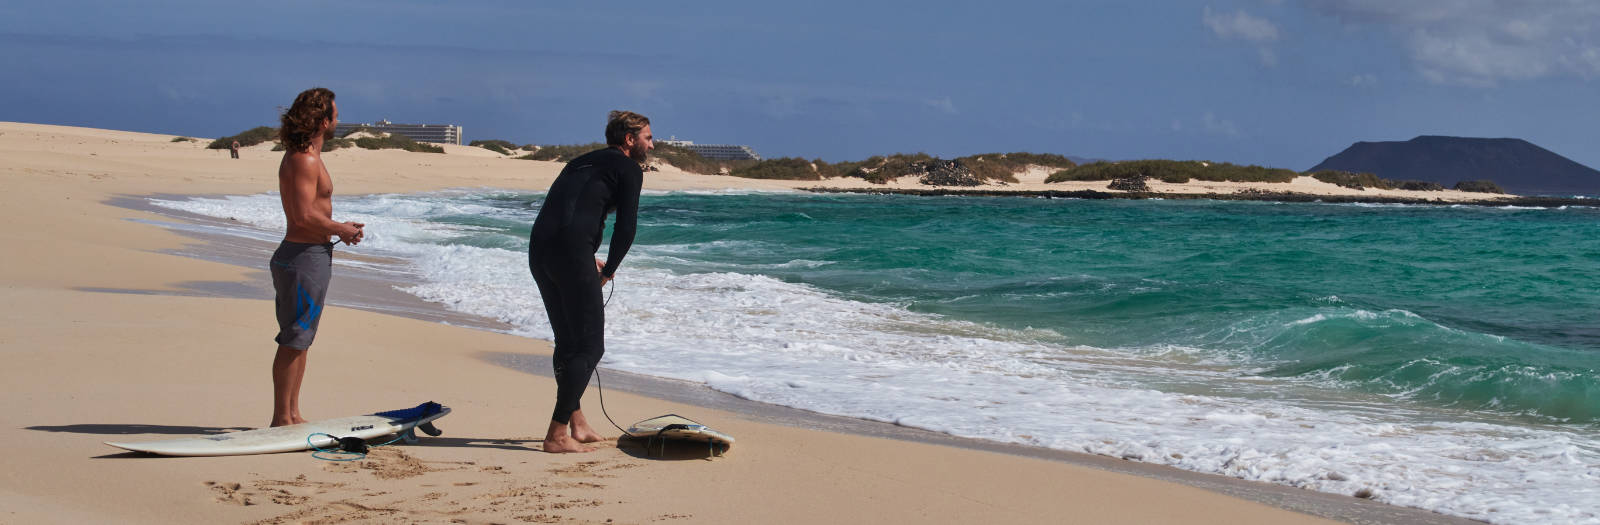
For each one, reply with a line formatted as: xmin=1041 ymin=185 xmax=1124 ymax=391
xmin=1 ymin=122 xmax=1475 ymax=524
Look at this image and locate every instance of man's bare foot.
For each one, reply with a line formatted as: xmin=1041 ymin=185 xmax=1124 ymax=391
xmin=543 ymin=434 xmax=596 ymax=453
xmin=572 ymin=428 xmax=607 ymax=443
xmin=568 ymin=410 xmax=607 ymax=443
xmin=269 ymin=416 xmax=295 ymax=428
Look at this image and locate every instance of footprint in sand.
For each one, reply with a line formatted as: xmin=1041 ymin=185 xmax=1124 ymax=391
xmin=204 ymin=481 xmax=253 ymax=506
xmin=549 ymin=458 xmax=641 ymax=478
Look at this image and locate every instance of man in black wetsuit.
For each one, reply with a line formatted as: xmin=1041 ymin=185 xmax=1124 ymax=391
xmin=528 ymin=110 xmax=652 ymax=453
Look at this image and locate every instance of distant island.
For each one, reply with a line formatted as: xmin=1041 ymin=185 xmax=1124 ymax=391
xmin=1310 ymin=136 xmax=1600 ymax=196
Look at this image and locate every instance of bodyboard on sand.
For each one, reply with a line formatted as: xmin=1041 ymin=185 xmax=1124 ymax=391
xmin=625 ymin=414 xmax=734 ymax=449
xmin=104 ymin=402 xmax=450 ymax=457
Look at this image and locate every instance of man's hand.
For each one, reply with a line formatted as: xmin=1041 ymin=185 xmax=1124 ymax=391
xmin=337 ymin=222 xmax=365 ymax=246
xmin=596 ymin=258 xmax=612 ymax=286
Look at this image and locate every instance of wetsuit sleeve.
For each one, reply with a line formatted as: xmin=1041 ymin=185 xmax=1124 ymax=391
xmin=601 ymin=166 xmax=642 ymax=278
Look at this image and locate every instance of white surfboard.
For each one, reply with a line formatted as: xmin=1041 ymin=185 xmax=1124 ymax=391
xmin=625 ymin=414 xmax=734 ymax=453
xmin=104 ymin=402 xmax=450 ymax=457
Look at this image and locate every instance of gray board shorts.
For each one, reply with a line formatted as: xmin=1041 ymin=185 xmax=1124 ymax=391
xmin=270 ymin=241 xmax=334 ymax=350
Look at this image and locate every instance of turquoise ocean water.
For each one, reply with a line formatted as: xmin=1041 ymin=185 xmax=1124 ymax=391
xmin=154 ymin=191 xmax=1600 ymax=523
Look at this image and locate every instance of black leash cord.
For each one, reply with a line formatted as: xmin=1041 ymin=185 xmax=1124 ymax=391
xmin=594 ymin=279 xmax=630 ymax=435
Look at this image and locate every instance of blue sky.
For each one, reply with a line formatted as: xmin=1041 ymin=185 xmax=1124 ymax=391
xmin=3 ymin=0 xmax=1597 ymax=170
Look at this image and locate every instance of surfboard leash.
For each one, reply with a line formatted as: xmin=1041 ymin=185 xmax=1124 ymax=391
xmin=595 ymin=279 xmax=635 ymax=437
xmin=593 ymin=367 xmax=632 ymax=437
xmin=305 ymin=432 xmax=404 ymax=462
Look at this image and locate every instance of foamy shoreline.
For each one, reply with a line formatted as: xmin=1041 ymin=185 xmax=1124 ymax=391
xmin=0 ymin=121 xmax=1473 ymax=524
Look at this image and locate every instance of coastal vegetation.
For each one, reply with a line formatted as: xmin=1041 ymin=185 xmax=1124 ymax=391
xmin=341 ymin=127 xmax=443 ymax=153
xmin=1310 ymin=170 xmax=1391 ymax=189
xmin=353 ymin=134 xmax=442 ymax=153
xmin=517 ymin=142 xmax=757 ymax=176
xmin=1454 ymin=180 xmax=1506 ymax=193
xmin=836 ymin=153 xmax=935 ymax=183
xmin=470 ymin=139 xmax=517 ymax=155
xmin=1309 ymin=170 xmax=1447 ymax=191
xmin=698 ymin=151 xmax=1080 ymax=183
xmin=653 ymin=143 xmax=756 ymax=175
xmin=517 ymin=143 xmax=607 ymax=162
xmin=270 ymin=138 xmax=355 ymax=153
xmin=1047 ymin=160 xmax=1298 ymax=184
xmin=260 ymin=127 xmax=439 ymax=153
xmin=170 ymin=136 xmax=198 ymax=143
xmin=955 ymin=152 xmax=1077 ymax=183
xmin=207 ymin=126 xmax=276 ymax=149
xmin=729 ymin=157 xmax=823 ymax=180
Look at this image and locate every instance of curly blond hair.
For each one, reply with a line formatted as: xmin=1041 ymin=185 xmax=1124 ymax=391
xmin=279 ymin=88 xmax=336 ymax=153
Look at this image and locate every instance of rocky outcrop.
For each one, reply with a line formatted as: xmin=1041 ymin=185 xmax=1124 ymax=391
xmin=1108 ymin=177 xmax=1150 ymax=192
xmin=916 ymin=160 xmax=983 ymax=186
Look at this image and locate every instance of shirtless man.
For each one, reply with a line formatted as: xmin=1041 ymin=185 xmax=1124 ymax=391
xmin=269 ymin=87 xmax=364 ymax=427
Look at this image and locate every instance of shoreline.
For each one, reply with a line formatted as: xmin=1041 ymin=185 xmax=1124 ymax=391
xmin=127 ymin=192 xmax=1478 ymax=525
xmin=0 ymin=121 xmax=1492 ymax=523
xmin=801 ymin=186 xmax=1593 ymax=207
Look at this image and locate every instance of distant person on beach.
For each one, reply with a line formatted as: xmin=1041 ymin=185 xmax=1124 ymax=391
xmin=528 ymin=110 xmax=652 ymax=453
xmin=269 ymin=87 xmax=365 ymax=427
xmin=230 ymin=139 xmax=240 ymax=159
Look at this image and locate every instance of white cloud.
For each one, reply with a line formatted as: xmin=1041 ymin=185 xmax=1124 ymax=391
xmin=1205 ymin=7 xmax=1283 ymax=67
xmin=1202 ymin=112 xmax=1241 ymax=137
xmin=1345 ymin=73 xmax=1379 ymax=87
xmin=923 ymin=96 xmax=958 ymax=115
xmin=1204 ymin=7 xmax=1282 ymax=42
xmin=1303 ymin=0 xmax=1600 ymax=85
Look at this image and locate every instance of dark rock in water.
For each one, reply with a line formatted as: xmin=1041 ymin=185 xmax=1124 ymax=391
xmin=1108 ymin=177 xmax=1150 ymax=191
xmin=916 ymin=159 xmax=983 ymax=186
xmin=1309 ymin=136 xmax=1600 ymax=195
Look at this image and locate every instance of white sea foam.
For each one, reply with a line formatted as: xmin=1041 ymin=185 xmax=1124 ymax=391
xmin=148 ymin=192 xmax=1600 ymax=524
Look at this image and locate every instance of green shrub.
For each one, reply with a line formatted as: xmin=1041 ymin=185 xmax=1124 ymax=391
xmin=470 ymin=139 xmax=516 ymax=155
xmin=1047 ymin=160 xmax=1297 ymax=184
xmin=516 ymin=143 xmax=758 ymax=176
xmin=272 ymin=138 xmax=352 ymax=152
xmin=954 ymin=152 xmax=1077 ymax=183
xmin=518 ymin=143 xmax=608 ymax=162
xmin=836 ymin=153 xmax=936 ymax=184
xmin=208 ymin=126 xmax=277 ymax=149
xmin=812 ymin=158 xmax=843 ymax=178
xmin=171 ymin=136 xmax=197 ymax=143
xmin=352 ymin=133 xmax=443 ymax=153
xmin=652 ymin=143 xmax=756 ymax=175
xmin=729 ymin=157 xmax=821 ymax=180
xmin=1454 ymin=180 xmax=1505 ymax=193
xmin=322 ymin=138 xmax=355 ymax=152
xmin=1392 ymin=180 xmax=1444 ymax=191
xmin=1310 ymin=170 xmax=1392 ymax=189
xmin=339 ymin=126 xmax=378 ymax=138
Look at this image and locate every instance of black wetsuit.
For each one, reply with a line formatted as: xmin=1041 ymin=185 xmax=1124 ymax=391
xmin=528 ymin=147 xmax=642 ymax=424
